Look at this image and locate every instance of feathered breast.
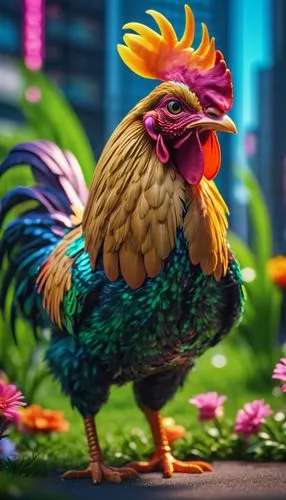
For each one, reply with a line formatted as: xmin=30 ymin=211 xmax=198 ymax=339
xmin=82 ymin=116 xmax=185 ymax=289
xmin=37 ymin=88 xmax=230 ymax=327
xmin=82 ymin=86 xmax=229 ymax=289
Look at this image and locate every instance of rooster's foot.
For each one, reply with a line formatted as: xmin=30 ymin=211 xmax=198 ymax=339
xmin=128 ymin=449 xmax=213 ymax=478
xmin=62 ymin=461 xmax=139 ymax=484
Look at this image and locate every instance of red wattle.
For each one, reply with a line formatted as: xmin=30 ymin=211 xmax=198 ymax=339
xmin=202 ymin=131 xmax=221 ymax=180
xmin=156 ymin=134 xmax=170 ymax=164
xmin=174 ymin=129 xmax=204 ymax=185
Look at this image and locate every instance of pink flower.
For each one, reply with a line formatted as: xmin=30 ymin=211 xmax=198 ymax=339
xmin=24 ymin=86 xmax=41 ymax=103
xmin=189 ymin=392 xmax=227 ymax=421
xmin=273 ymin=358 xmax=286 ymax=392
xmin=0 ymin=381 xmax=26 ymax=422
xmin=235 ymin=400 xmax=272 ymax=437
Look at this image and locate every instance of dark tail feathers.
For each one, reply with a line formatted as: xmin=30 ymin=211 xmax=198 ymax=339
xmin=0 ymin=140 xmax=89 ymax=338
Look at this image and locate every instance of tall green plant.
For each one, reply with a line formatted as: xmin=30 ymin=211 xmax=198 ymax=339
xmin=19 ymin=64 xmax=95 ymax=183
xmin=0 ymin=64 xmax=96 ymax=401
xmin=1 ymin=65 xmax=96 ymax=195
xmin=229 ymin=170 xmax=282 ymax=386
xmin=0 ymin=316 xmax=49 ymax=403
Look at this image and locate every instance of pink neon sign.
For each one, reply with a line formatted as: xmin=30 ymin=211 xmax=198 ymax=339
xmin=23 ymin=0 xmax=45 ymax=71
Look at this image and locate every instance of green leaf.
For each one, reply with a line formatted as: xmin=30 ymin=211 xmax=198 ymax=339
xmin=18 ymin=63 xmax=95 ymax=184
xmin=229 ymin=169 xmax=283 ymax=385
xmin=237 ymin=169 xmax=272 ymax=280
xmin=228 ymin=231 xmax=256 ymax=271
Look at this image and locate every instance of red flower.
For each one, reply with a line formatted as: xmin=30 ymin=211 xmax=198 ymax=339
xmin=189 ymin=392 xmax=227 ymax=421
xmin=235 ymin=400 xmax=272 ymax=437
xmin=0 ymin=381 xmax=26 ymax=422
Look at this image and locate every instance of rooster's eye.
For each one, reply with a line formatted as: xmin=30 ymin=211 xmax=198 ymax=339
xmin=166 ymin=100 xmax=183 ymax=115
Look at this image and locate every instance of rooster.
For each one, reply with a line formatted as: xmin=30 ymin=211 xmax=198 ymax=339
xmin=0 ymin=5 xmax=244 ymax=484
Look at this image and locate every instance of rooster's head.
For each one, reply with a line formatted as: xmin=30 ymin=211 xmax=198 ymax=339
xmin=117 ymin=4 xmax=236 ymax=185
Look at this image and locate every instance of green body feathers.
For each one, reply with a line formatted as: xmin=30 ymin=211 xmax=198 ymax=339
xmin=46 ymin=228 xmax=243 ymax=415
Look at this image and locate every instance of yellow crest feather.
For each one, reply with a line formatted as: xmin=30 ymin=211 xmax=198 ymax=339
xmin=117 ymin=4 xmax=216 ymax=80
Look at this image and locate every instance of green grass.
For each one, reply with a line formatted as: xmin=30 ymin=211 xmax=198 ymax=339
xmin=2 ymin=337 xmax=283 ymax=476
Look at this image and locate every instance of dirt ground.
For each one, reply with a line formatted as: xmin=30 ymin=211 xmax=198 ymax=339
xmin=41 ymin=461 xmax=286 ymax=500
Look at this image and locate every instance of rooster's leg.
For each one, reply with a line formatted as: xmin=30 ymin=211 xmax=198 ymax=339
xmin=63 ymin=416 xmax=138 ymax=484
xmin=129 ymin=407 xmax=212 ymax=477
xmin=129 ymin=366 xmax=213 ymax=477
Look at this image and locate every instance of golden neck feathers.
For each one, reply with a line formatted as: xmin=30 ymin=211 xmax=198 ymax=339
xmin=82 ymin=83 xmax=229 ymax=288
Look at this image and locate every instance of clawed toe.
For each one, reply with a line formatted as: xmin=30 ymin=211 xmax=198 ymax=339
xmin=128 ymin=453 xmax=213 ymax=478
xmin=102 ymin=464 xmax=139 ymax=483
xmin=172 ymin=458 xmax=213 ymax=474
xmin=63 ymin=461 xmax=139 ymax=484
xmin=63 ymin=469 xmax=92 ymax=480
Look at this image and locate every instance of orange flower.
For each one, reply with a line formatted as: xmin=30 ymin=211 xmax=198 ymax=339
xmin=162 ymin=417 xmax=186 ymax=444
xmin=18 ymin=404 xmax=69 ymax=434
xmin=268 ymin=256 xmax=286 ymax=289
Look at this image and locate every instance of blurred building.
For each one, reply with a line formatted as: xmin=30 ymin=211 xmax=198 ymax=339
xmin=255 ymin=0 xmax=286 ymax=254
xmin=0 ymin=0 xmax=24 ymax=131
xmin=45 ymin=0 xmax=105 ymax=157
xmin=0 ymin=0 xmax=105 ymax=159
xmin=255 ymin=68 xmax=273 ymax=218
xmin=271 ymin=0 xmax=286 ymax=253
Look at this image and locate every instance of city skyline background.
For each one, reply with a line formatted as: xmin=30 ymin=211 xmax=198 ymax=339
xmin=0 ymin=0 xmax=284 ymax=252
